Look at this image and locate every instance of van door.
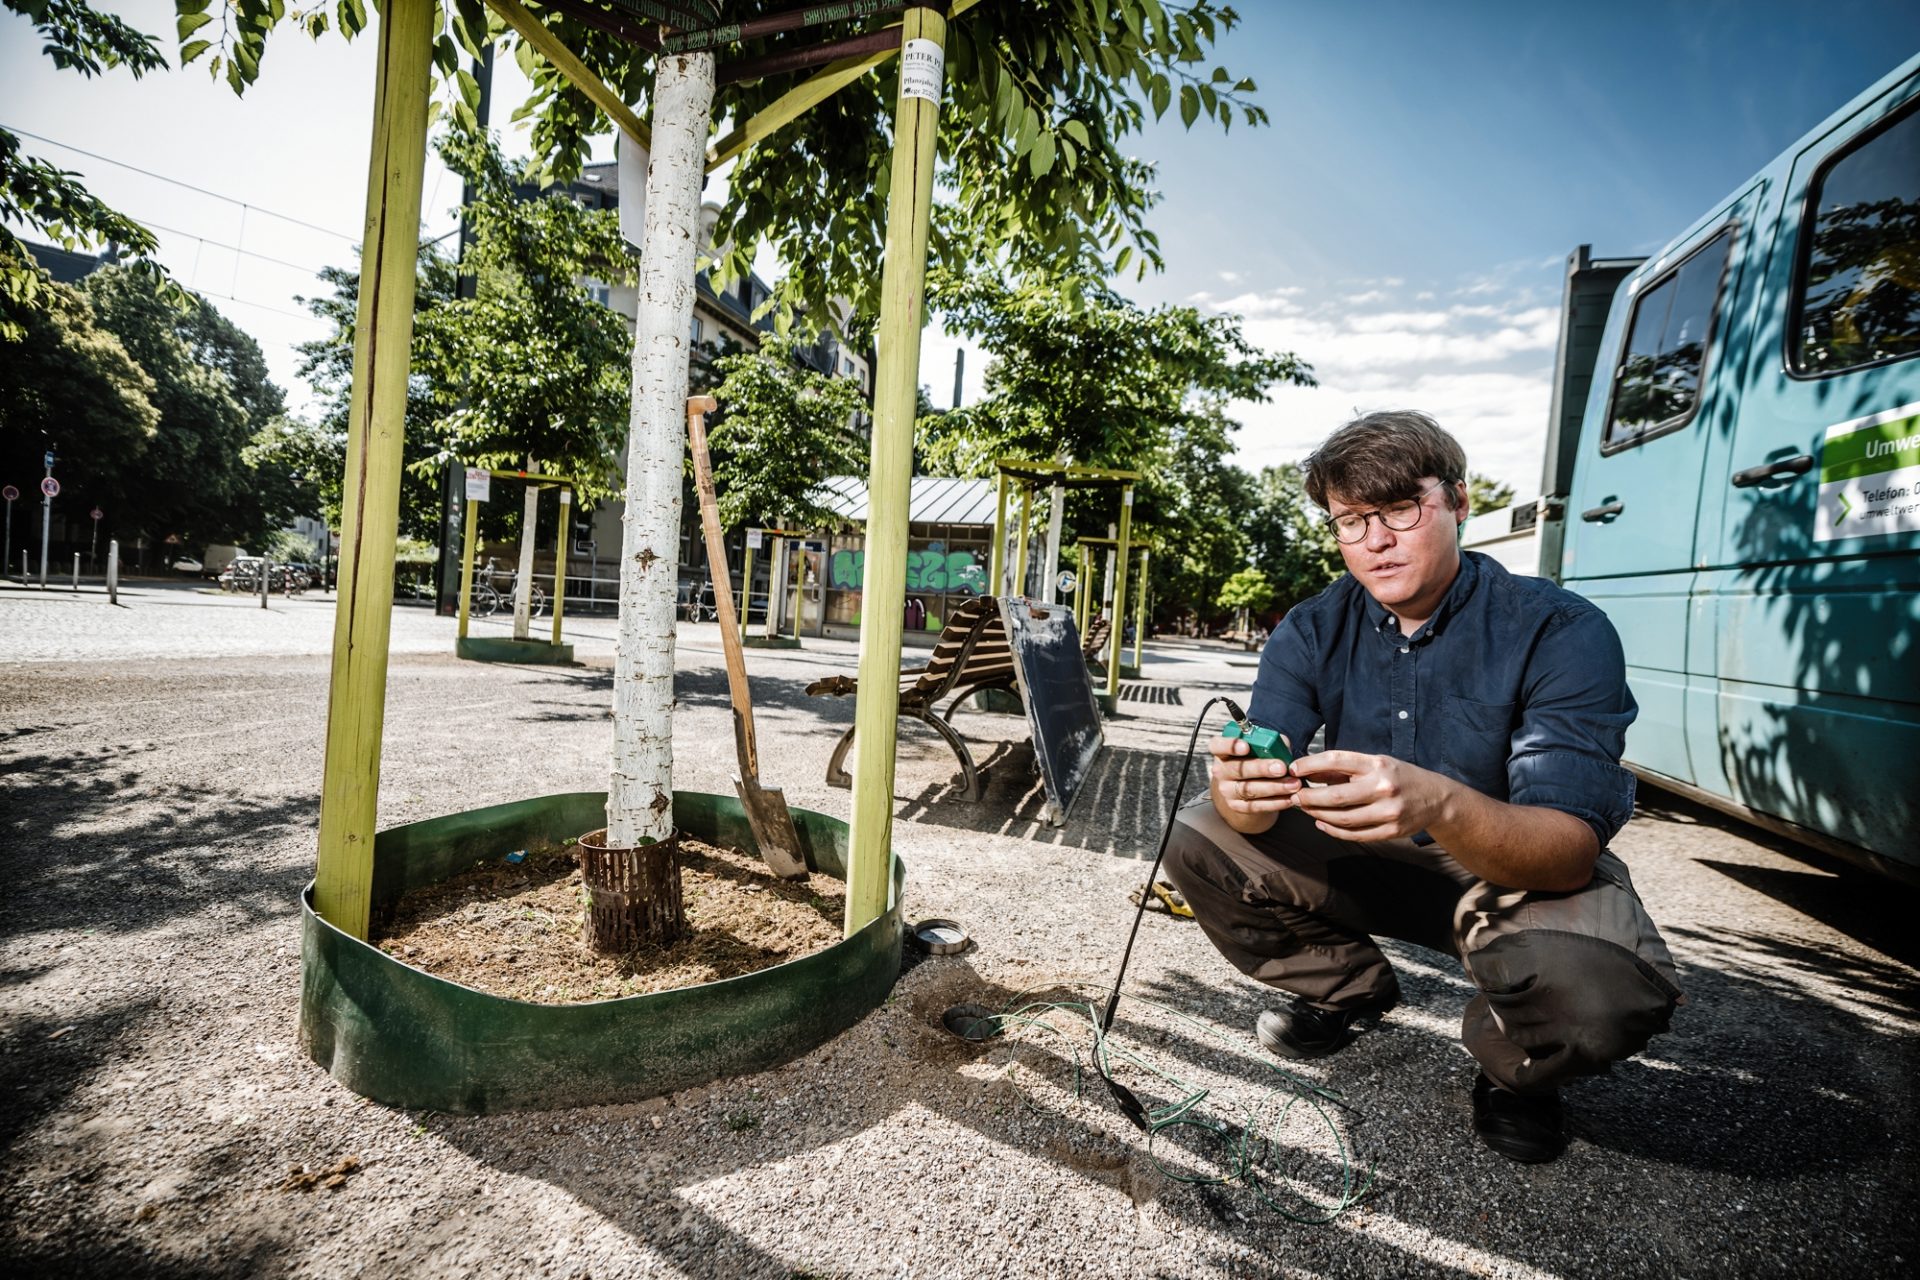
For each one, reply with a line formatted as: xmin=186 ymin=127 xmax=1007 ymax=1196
xmin=1561 ymin=188 xmax=1760 ymax=787
xmin=1699 ymin=82 xmax=1920 ymax=863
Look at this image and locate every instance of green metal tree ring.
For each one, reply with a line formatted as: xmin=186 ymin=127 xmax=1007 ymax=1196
xmin=299 ymin=790 xmax=902 ymax=1114
xmin=454 ymin=637 xmax=576 ymax=664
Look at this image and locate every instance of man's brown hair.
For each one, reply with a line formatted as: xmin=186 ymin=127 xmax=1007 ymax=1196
xmin=1304 ymin=409 xmax=1468 ymax=510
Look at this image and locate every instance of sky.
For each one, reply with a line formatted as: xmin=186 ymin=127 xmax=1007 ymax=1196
xmin=5 ymin=1 xmax=1919 ymax=494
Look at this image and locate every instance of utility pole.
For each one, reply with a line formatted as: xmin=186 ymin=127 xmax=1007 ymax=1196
xmin=2 ymin=484 xmax=16 ymax=580
xmin=38 ymin=449 xmax=55 ymax=589
xmin=951 ymin=347 xmax=964 ymax=410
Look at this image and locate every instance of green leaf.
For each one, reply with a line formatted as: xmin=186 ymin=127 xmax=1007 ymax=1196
xmin=1179 ymin=83 xmax=1198 ymax=128
xmin=1030 ymin=132 xmax=1055 ymax=178
xmin=1062 ymin=119 xmax=1089 ymax=147
xmin=1150 ymin=74 xmax=1170 ymax=119
xmin=176 ymin=12 xmax=213 ymax=39
xmin=180 ymin=39 xmax=212 ymax=64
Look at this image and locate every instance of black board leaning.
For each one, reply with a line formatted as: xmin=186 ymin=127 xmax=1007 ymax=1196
xmin=1001 ymin=596 xmax=1106 ymax=826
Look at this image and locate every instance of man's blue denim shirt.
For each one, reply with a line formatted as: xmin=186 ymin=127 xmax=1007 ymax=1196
xmin=1248 ymin=551 xmax=1639 ymax=850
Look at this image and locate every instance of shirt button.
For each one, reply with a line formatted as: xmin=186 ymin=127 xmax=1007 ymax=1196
xmin=1398 ymin=710 xmax=1409 ymax=719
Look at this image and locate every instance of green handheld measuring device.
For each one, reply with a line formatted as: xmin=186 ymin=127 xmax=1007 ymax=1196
xmin=1222 ymin=712 xmax=1294 ymax=765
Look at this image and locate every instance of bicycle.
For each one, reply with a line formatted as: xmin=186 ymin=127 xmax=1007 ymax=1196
xmin=472 ymin=556 xmax=547 ymax=619
xmin=679 ymin=577 xmax=720 ymax=622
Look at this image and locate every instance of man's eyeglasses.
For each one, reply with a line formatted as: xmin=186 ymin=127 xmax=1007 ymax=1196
xmin=1326 ymin=479 xmax=1454 ymax=544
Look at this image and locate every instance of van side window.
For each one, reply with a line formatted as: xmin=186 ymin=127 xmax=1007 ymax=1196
xmin=1794 ymin=102 xmax=1920 ymax=375
xmin=1604 ymin=229 xmax=1733 ymax=449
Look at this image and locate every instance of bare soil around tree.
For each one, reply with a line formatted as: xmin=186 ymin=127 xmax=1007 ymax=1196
xmin=373 ymin=838 xmax=845 ymax=1003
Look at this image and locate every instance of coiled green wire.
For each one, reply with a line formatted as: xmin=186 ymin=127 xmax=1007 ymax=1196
xmin=971 ymin=981 xmax=1377 ymax=1225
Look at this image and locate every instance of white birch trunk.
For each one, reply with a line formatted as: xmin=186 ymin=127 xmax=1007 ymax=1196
xmin=606 ymin=52 xmax=715 ymax=849
xmin=513 ymin=456 xmax=538 ymax=639
xmin=1043 ymin=482 xmax=1064 ymax=603
xmin=763 ymin=533 xmax=787 ymax=641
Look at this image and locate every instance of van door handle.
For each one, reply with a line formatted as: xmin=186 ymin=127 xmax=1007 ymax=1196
xmin=1581 ymin=501 xmax=1624 ymax=522
xmin=1731 ymin=454 xmax=1814 ymax=488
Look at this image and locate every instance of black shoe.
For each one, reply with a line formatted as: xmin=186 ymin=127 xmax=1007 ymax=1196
xmin=1254 ymin=992 xmax=1398 ymax=1060
xmin=1471 ymin=1072 xmax=1566 ymax=1164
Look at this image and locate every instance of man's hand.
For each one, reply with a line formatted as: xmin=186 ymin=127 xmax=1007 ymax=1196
xmin=1207 ymin=732 xmax=1301 ymax=834
xmin=1288 ymin=749 xmax=1457 ymax=842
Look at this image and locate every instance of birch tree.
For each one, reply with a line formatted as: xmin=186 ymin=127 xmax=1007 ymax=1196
xmin=605 ymin=50 xmax=714 ymax=853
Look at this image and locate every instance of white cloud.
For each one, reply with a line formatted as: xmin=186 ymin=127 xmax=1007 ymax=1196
xmin=1188 ymin=269 xmax=1563 ymax=494
xmin=1217 ymin=270 xmax=1241 ymax=283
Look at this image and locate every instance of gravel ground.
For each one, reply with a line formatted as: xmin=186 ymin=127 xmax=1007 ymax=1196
xmin=1 ymin=587 xmax=1916 ymax=1278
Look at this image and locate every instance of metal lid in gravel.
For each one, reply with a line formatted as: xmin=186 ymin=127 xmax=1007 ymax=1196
xmin=908 ymin=917 xmax=973 ymax=955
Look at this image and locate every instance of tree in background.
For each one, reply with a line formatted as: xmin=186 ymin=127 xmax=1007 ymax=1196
xmin=707 ymin=336 xmax=869 ymax=533
xmin=82 ymin=264 xmax=287 ymax=549
xmin=916 ymin=271 xmax=1312 ymax=623
xmin=1248 ymin=462 xmax=1344 ymax=615
xmin=295 ymin=251 xmax=457 ymax=545
xmin=414 ymin=132 xmax=634 ymax=491
xmin=0 ymin=278 xmax=160 ymax=552
xmin=0 ymin=0 xmax=177 ymax=336
xmin=1216 ymin=565 xmax=1275 ymax=648
xmin=0 ymin=262 xmax=302 ymax=561
xmin=1467 ymin=471 xmax=1516 ymax=514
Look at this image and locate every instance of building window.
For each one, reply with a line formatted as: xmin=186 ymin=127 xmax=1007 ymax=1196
xmin=1793 ymin=101 xmax=1920 ymax=376
xmin=690 ymin=316 xmax=704 ymax=345
xmin=1603 ymin=228 xmax=1732 ymax=450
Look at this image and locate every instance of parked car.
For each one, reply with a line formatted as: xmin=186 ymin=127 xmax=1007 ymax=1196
xmin=1460 ymin=51 xmax=1920 ymax=882
xmin=169 ymin=556 xmax=203 ymax=575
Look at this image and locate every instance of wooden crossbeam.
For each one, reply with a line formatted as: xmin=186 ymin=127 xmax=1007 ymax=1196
xmin=707 ymin=0 xmax=983 ymax=171
xmin=488 ymin=0 xmax=653 ymax=150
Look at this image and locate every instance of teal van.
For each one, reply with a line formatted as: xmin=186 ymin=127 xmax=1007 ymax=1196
xmin=1533 ymin=52 xmax=1920 ymax=882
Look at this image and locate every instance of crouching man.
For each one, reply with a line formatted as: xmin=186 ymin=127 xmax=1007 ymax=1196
xmin=1163 ymin=410 xmax=1682 ymax=1163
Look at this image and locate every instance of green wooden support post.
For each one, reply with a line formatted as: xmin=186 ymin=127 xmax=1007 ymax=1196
xmin=457 ymin=491 xmax=478 ymax=639
xmin=1104 ymin=485 xmax=1134 ymax=711
xmin=1013 ymin=483 xmax=1032 ymax=599
xmin=1133 ymin=548 xmax=1149 ymax=669
xmin=1078 ymin=544 xmax=1092 ymax=634
xmin=313 ymin=0 xmax=437 ymax=940
xmin=989 ymin=469 xmax=1008 ymax=596
xmin=789 ymin=541 xmax=804 ymax=640
xmin=740 ymin=540 xmax=755 ymax=636
xmin=551 ymin=486 xmax=571 ymax=647
xmin=845 ymin=3 xmax=945 ymax=938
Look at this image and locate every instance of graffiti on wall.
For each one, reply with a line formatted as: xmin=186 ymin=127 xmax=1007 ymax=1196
xmin=829 ymin=542 xmax=987 ymax=595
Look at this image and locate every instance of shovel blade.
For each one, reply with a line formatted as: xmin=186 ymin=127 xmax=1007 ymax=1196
xmin=734 ymin=775 xmax=809 ymax=879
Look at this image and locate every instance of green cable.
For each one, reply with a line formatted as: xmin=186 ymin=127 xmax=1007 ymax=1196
xmin=966 ymin=981 xmax=1377 ymax=1225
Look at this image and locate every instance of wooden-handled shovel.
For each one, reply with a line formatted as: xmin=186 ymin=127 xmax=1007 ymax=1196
xmin=686 ymin=395 xmax=809 ymax=880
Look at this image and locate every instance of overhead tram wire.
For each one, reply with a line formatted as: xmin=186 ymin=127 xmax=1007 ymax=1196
xmin=4 ymin=125 xmax=362 ymax=246
xmin=5 ymin=126 xmax=467 ymax=257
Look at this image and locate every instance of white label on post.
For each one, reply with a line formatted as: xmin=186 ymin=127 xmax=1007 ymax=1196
xmin=465 ymin=467 xmax=490 ymax=502
xmin=901 ymin=38 xmax=944 ymax=104
xmin=616 ymin=132 xmax=649 ymax=251
xmin=746 ymin=528 xmax=764 ymax=550
xmin=559 ymin=488 xmax=572 ymax=506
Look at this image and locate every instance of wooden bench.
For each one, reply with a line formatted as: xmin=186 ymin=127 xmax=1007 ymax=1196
xmin=805 ymin=595 xmax=1013 ymax=801
xmin=1081 ymin=614 xmax=1111 ymax=669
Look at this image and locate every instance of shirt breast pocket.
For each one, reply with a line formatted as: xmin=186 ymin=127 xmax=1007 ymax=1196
xmin=1443 ymin=694 xmax=1516 ymax=793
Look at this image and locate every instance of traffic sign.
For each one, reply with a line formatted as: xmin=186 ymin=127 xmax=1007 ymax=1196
xmin=43 ymin=451 xmax=54 ymax=469
xmin=40 ymin=477 xmax=60 ymax=498
xmin=91 ymin=507 xmax=104 ymax=521
xmin=1 ymin=485 xmax=16 ymax=502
